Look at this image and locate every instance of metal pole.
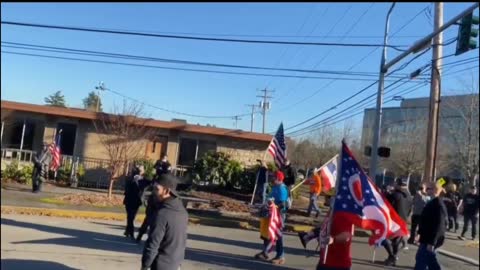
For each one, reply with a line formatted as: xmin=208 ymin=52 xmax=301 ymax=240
xmin=384 ymin=3 xmax=478 ymax=71
xmin=424 ymin=2 xmax=444 ymax=182
xmin=96 ymin=89 xmax=101 ymax=112
xmin=19 ymin=119 xmax=26 ymax=151
xmin=369 ymin=3 xmax=395 ymax=180
xmin=382 ymin=168 xmax=387 ymax=186
xmin=1 ymin=121 xmax=4 ymax=147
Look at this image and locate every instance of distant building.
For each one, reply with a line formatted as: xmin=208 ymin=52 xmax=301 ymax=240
xmin=361 ymin=94 xmax=479 ymax=182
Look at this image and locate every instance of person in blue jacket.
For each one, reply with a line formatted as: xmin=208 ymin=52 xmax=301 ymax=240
xmin=254 ymin=170 xmax=289 ymax=265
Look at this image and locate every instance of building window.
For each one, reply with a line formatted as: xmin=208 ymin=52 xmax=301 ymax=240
xmin=197 ymin=140 xmax=217 ymax=159
xmin=177 ymin=138 xmax=217 ymax=166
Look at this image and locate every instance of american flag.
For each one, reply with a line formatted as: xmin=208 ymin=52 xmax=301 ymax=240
xmin=331 ymin=141 xmax=408 ymax=246
xmin=320 ymin=156 xmax=338 ymax=193
xmin=49 ymin=131 xmax=62 ymax=171
xmin=267 ymin=202 xmax=283 ymax=251
xmin=267 ymin=123 xmax=287 ymax=169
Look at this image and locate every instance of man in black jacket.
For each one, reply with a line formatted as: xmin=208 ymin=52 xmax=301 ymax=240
xmin=123 ymin=165 xmax=145 ymax=240
xmin=383 ymin=178 xmax=412 ymax=266
xmin=141 ymin=174 xmax=188 ymax=270
xmin=414 ymin=181 xmax=447 ymax=270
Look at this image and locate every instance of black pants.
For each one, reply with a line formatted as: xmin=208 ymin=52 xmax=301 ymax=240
xmin=461 ymin=214 xmax=478 ymax=239
xmin=137 ymin=213 xmax=151 ymax=240
xmin=409 ymin=215 xmax=421 ymax=243
xmin=383 ymin=237 xmax=402 ymax=258
xmin=32 ymin=172 xmax=43 ymax=193
xmin=448 ymin=211 xmax=459 ymax=232
xmin=125 ymin=205 xmax=139 ymax=237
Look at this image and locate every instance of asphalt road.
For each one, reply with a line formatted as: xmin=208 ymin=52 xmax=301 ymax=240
xmin=1 ymin=214 xmax=478 ymax=270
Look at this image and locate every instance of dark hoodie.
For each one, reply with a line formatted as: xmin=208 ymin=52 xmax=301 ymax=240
xmin=141 ymin=196 xmax=188 ymax=270
xmin=387 ymin=188 xmax=413 ymax=221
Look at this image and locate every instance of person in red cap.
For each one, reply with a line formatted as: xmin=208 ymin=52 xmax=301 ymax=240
xmin=254 ymin=170 xmax=289 ymax=265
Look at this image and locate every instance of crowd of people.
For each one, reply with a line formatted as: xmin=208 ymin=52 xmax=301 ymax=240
xmin=251 ymin=159 xmax=479 ymax=270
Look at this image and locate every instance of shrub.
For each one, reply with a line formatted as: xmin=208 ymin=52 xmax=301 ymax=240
xmin=56 ymin=166 xmax=72 ymax=183
xmin=3 ymin=161 xmax=20 ymax=180
xmin=77 ymin=164 xmax=85 ymax=181
xmin=134 ymin=159 xmax=156 ymax=180
xmin=18 ymin=165 xmax=34 ymax=186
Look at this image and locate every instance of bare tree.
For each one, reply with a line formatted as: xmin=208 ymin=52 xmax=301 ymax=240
xmin=441 ymin=77 xmax=479 ymax=188
xmin=93 ymin=101 xmax=154 ymax=198
xmin=384 ymin=110 xmax=428 ymax=178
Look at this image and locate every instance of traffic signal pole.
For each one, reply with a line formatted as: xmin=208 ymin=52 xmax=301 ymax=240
xmin=369 ymin=3 xmax=395 ymax=180
xmin=368 ymin=2 xmax=478 ymax=179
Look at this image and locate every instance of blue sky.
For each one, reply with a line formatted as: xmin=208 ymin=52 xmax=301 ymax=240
xmin=1 ymin=3 xmax=478 ymax=136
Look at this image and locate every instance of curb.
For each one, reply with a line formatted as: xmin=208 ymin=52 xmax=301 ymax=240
xmin=436 ymin=248 xmax=480 ymax=266
xmin=0 ymin=205 xmax=252 ymax=229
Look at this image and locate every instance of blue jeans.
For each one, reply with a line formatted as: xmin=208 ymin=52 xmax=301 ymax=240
xmin=307 ymin=193 xmax=321 ymax=216
xmin=414 ymin=244 xmax=441 ymax=270
xmin=262 ymin=212 xmax=286 ymax=258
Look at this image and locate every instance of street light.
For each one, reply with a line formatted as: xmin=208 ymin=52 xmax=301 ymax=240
xmin=94 ymin=81 xmax=107 ymax=112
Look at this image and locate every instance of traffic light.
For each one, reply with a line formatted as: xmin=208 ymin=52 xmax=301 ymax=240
xmin=455 ymin=12 xmax=480 ymax=56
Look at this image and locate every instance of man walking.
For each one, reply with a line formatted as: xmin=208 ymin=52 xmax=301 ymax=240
xmin=383 ymin=178 xmax=412 ymax=266
xmin=32 ymin=142 xmax=52 ymax=193
xmin=444 ymin=183 xmax=461 ymax=233
xmin=141 ymin=174 xmax=188 ymax=270
xmin=123 ymin=165 xmax=145 ymax=240
xmin=408 ymin=182 xmax=431 ymax=244
xmin=414 ymin=181 xmax=448 ymax=270
xmin=305 ymin=168 xmax=322 ymax=218
xmin=458 ymin=186 xmax=479 ymax=241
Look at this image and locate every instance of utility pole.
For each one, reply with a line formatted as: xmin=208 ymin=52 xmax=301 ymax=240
xmin=94 ymin=81 xmax=107 ymax=112
xmin=424 ymin=2 xmax=444 ymax=182
xmin=233 ymin=115 xmax=241 ymax=129
xmin=369 ymin=3 xmax=395 ymax=179
xmin=257 ymin=88 xmax=274 ymax=134
xmin=246 ymin=104 xmax=259 ymax=132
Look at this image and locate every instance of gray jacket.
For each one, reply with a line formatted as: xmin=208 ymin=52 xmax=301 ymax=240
xmin=412 ymin=191 xmax=431 ymax=216
xmin=33 ymin=149 xmax=52 ymax=179
xmin=142 ymin=196 xmax=188 ymax=270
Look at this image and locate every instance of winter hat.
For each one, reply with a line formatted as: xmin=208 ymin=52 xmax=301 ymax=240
xmin=276 ymin=171 xmax=285 ymax=182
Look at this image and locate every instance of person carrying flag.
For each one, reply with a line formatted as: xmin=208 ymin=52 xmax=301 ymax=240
xmin=317 ymin=140 xmax=408 ymax=270
xmin=304 ymin=168 xmax=322 ymax=218
xmin=254 ymin=170 xmax=288 ymax=265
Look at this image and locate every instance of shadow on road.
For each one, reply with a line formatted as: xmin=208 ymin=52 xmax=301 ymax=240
xmin=1 ymin=218 xmax=305 ymax=269
xmin=353 ymin=258 xmax=414 ymax=270
xmin=1 ymin=259 xmax=79 ymax=270
xmin=186 ymin=248 xmax=301 ymax=270
xmin=2 ymin=218 xmax=142 ymax=254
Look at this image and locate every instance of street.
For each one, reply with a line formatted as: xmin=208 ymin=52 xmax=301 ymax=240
xmin=1 ymin=214 xmax=478 ymax=270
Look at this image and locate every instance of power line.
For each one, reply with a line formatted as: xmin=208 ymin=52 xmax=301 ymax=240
xmin=283 ymin=55 xmax=472 ymax=135
xmin=3 ymin=41 xmax=419 ymax=78
xmin=273 ymin=4 xmax=365 ymax=103
xmin=263 ymin=4 xmax=331 ymax=89
xmin=1 ymin=50 xmax=428 ymax=83
xmin=272 ymin=4 xmax=431 ymax=111
xmin=1 ymin=21 xmax=408 ymax=50
xmin=290 ymin=83 xmax=428 ymax=138
xmin=288 ymin=61 xmax=478 ymax=137
xmin=104 ymin=88 xmax=251 ymax=119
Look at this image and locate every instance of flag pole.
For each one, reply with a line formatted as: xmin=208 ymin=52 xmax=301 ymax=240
xmin=291 ymin=155 xmax=338 ymax=192
xmin=322 ymin=142 xmax=343 ymax=264
xmin=372 ymin=246 xmax=376 ymax=263
xmin=251 ymin=137 xmax=273 ymax=205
